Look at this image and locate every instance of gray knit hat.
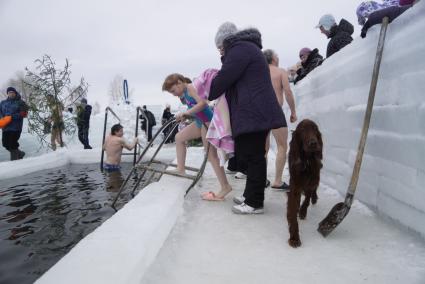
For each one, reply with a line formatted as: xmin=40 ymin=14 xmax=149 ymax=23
xmin=215 ymin=22 xmax=237 ymax=48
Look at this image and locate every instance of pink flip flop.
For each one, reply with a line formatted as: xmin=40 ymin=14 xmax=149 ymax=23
xmin=201 ymin=191 xmax=225 ymax=201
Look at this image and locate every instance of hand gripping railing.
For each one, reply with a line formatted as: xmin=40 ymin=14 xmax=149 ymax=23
xmin=111 ymin=117 xmax=209 ymax=210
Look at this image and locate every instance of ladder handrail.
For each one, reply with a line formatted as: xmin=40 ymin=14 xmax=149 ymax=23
xmin=105 ymin=106 xmax=121 ymax=122
xmin=111 ymin=117 xmax=210 ymax=210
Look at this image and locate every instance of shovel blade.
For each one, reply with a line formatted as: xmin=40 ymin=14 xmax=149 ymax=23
xmin=317 ymin=202 xmax=351 ymax=237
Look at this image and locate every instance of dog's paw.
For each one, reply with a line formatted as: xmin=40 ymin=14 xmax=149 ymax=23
xmin=288 ymin=238 xmax=302 ymax=248
xmin=312 ymin=193 xmax=318 ymax=204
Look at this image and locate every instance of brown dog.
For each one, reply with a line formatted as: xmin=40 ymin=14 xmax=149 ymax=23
xmin=287 ymin=119 xmax=323 ymax=248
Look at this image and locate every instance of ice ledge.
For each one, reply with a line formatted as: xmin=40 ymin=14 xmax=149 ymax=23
xmin=0 ymin=147 xmax=103 ymax=180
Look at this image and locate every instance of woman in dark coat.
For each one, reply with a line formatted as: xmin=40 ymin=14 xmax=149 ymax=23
xmin=209 ymin=23 xmax=286 ymax=214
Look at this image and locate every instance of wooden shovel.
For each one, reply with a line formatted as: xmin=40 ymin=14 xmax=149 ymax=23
xmin=318 ymin=17 xmax=390 ymax=237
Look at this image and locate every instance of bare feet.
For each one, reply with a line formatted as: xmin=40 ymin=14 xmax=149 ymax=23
xmin=201 ymin=184 xmax=232 ymax=201
xmin=214 ymin=184 xmax=232 ymax=199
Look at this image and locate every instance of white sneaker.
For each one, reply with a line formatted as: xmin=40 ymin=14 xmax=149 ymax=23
xmin=233 ymin=195 xmax=245 ymax=205
xmin=234 ymin=172 xmax=247 ymax=179
xmin=232 ymin=203 xmax=264 ymax=214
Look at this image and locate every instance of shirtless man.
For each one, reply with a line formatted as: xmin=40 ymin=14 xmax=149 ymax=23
xmin=103 ymin=124 xmax=138 ymax=171
xmin=263 ymin=49 xmax=297 ymax=190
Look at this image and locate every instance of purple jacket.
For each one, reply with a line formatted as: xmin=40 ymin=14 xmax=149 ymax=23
xmin=209 ymin=28 xmax=286 ymax=137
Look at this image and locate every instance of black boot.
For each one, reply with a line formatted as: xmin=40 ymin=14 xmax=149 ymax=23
xmin=10 ymin=149 xmax=19 ymax=161
xmin=17 ymin=149 xmax=25 ymax=159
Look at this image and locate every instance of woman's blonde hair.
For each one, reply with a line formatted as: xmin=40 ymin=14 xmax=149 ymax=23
xmin=162 ymin=73 xmax=192 ymax=92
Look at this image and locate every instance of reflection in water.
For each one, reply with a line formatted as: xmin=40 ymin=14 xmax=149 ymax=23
xmin=106 ymin=171 xmax=124 ymax=192
xmin=0 ymin=163 xmax=157 ymax=284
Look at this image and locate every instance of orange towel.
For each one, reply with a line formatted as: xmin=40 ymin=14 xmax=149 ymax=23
xmin=0 ymin=116 xmax=12 ymax=128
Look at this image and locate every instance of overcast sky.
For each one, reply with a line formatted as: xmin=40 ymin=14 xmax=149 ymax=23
xmin=0 ymin=0 xmax=360 ymax=108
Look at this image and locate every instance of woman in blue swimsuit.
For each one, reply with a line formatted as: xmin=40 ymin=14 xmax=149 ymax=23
xmin=162 ymin=73 xmax=232 ymax=201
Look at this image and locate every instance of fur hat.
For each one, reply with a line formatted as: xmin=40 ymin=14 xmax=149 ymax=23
xmin=214 ymin=22 xmax=238 ymax=48
xmin=315 ymin=14 xmax=336 ymax=31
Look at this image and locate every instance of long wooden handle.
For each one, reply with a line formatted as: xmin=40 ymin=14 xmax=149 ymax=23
xmin=347 ymin=17 xmax=389 ymax=195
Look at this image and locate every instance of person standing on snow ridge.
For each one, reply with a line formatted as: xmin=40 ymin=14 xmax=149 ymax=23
xmin=140 ymin=105 xmax=156 ymax=142
xmin=0 ymin=87 xmax=28 ymax=160
xmin=294 ymin=47 xmax=324 ymax=84
xmin=316 ymin=14 xmax=354 ymax=58
xmin=46 ymin=94 xmax=65 ymax=150
xmin=76 ymin=98 xmax=92 ymax=149
xmin=161 ymin=104 xmax=176 ymax=143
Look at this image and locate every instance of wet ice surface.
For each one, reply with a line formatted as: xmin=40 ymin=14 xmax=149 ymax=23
xmin=142 ymin=159 xmax=425 ymax=284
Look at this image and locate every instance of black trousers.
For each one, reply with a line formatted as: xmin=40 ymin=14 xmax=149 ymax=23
xmin=147 ymin=125 xmax=153 ymax=142
xmin=2 ymin=131 xmax=21 ymax=151
xmin=227 ymin=156 xmax=238 ymax=172
xmin=78 ymin=125 xmax=90 ymax=147
xmin=235 ymin=130 xmax=268 ymax=208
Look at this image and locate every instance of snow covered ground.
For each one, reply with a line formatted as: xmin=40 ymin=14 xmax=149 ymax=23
xmin=142 ymin=157 xmax=425 ymax=284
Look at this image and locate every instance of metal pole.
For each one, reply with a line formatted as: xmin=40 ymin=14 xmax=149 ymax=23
xmin=134 ymin=108 xmax=140 ymax=166
xmin=100 ymin=109 xmax=108 ymax=171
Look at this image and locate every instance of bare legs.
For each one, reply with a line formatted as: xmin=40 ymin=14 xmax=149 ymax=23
xmin=174 ymin=122 xmax=231 ymax=198
xmin=201 ymin=125 xmax=232 ymax=198
xmin=51 ymin=127 xmax=63 ymax=151
xmin=265 ymin=127 xmax=288 ymax=187
xmin=174 ymin=123 xmax=200 ymax=173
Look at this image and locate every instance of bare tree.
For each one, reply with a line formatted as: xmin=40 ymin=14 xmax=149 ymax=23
xmin=24 ymin=54 xmax=89 ymax=149
xmin=93 ymin=101 xmax=101 ymax=115
xmin=108 ymin=75 xmax=124 ymax=105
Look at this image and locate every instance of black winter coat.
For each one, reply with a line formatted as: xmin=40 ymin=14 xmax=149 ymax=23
xmin=77 ymin=104 xmax=92 ymax=128
xmin=294 ymin=48 xmax=323 ymax=84
xmin=327 ymin=19 xmax=354 ymax=58
xmin=209 ymin=29 xmax=285 ymax=137
xmin=162 ymin=109 xmax=173 ymax=124
xmin=140 ymin=110 xmax=156 ymax=130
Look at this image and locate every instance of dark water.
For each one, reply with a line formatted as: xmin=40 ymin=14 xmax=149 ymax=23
xmin=0 ymin=163 xmax=159 ymax=284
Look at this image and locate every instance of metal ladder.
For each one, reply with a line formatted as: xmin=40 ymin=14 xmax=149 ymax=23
xmin=110 ymin=118 xmax=209 ymax=210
